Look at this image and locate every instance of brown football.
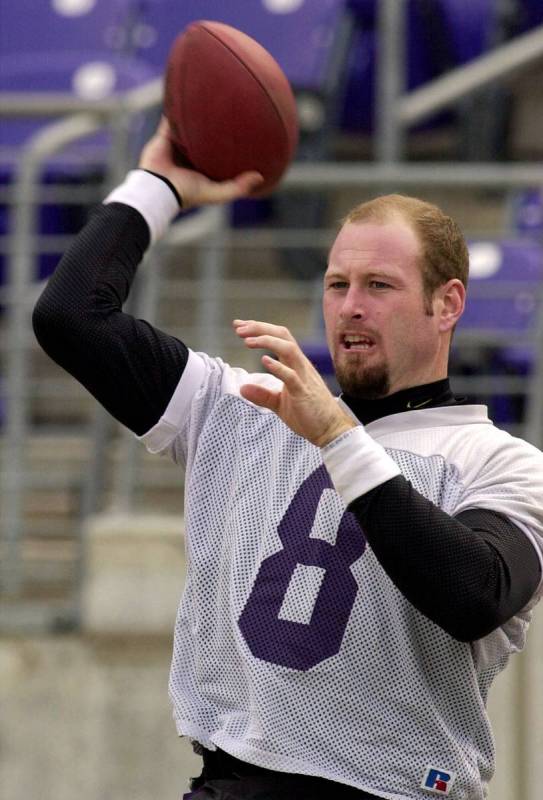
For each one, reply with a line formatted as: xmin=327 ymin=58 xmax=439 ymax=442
xmin=164 ymin=20 xmax=299 ymax=195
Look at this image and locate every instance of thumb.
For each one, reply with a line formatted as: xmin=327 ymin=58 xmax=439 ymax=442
xmin=203 ymin=171 xmax=263 ymax=205
xmin=239 ymin=383 xmax=280 ymax=411
xmin=234 ymin=171 xmax=264 ymax=194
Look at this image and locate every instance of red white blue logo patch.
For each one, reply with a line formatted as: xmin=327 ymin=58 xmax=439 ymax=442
xmin=421 ymin=766 xmax=457 ymax=795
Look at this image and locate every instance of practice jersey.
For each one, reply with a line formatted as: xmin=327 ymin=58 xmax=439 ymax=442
xmin=138 ymin=350 xmax=543 ymax=800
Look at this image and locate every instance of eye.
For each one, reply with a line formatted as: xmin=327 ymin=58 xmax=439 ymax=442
xmin=369 ymin=280 xmax=391 ymax=290
xmin=328 ymin=280 xmax=348 ymax=289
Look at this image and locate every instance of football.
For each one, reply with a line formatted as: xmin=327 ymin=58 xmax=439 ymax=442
xmin=164 ymin=20 xmax=299 ymax=195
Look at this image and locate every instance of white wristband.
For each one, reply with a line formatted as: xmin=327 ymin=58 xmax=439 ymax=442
xmin=321 ymin=426 xmax=401 ymax=506
xmin=103 ymin=170 xmax=180 ymax=244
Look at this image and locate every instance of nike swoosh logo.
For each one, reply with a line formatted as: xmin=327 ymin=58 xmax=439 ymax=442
xmin=406 ymin=397 xmax=433 ymax=410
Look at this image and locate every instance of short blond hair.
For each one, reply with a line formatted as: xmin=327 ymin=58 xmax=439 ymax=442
xmin=343 ymin=194 xmax=469 ymax=312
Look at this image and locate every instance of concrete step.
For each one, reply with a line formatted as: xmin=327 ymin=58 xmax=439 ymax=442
xmin=1 ymin=432 xmax=186 ymax=613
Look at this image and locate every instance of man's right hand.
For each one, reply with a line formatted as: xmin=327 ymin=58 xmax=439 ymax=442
xmin=139 ymin=117 xmax=263 ymax=210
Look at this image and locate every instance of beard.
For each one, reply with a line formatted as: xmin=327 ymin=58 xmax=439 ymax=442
xmin=334 ymin=358 xmax=391 ymax=400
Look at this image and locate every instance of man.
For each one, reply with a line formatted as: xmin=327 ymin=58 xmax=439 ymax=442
xmin=33 ymin=120 xmax=543 ymax=800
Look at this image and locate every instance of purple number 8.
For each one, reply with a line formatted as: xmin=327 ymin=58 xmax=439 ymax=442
xmin=238 ymin=464 xmax=366 ymax=671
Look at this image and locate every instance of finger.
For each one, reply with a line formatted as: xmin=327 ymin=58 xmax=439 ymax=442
xmin=157 ymin=115 xmax=172 ymax=138
xmin=202 ymin=173 xmax=262 ymax=205
xmin=233 ymin=171 xmax=264 ymax=194
xmin=262 ymin=355 xmax=304 ymax=395
xmin=233 ymin=320 xmax=296 ymax=342
xmin=239 ymin=382 xmax=280 ymax=411
xmin=243 ymin=334 xmax=302 ymax=368
xmin=232 ymin=318 xmax=255 ymax=333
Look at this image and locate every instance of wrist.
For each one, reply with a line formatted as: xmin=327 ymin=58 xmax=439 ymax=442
xmin=315 ymin=420 xmax=357 ymax=449
xmin=103 ymin=170 xmax=180 ymax=244
xmin=321 ymin=426 xmax=401 ymax=505
xmin=140 ymin=169 xmax=183 ymax=208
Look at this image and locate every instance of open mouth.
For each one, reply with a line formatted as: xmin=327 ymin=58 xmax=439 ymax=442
xmin=341 ymin=334 xmax=376 ymax=352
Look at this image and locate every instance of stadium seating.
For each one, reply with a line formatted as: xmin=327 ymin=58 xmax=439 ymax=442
xmin=0 ymin=49 xmax=157 ymax=289
xmin=517 ymin=0 xmax=543 ymax=31
xmin=0 ymin=0 xmax=159 ymax=291
xmin=460 ymin=240 xmax=543 ymax=333
xmin=341 ymin=0 xmax=503 ymax=133
xmin=0 ymin=50 xmax=156 ymax=154
xmin=118 ymin=0 xmax=503 ymax=133
xmin=123 ymin=0 xmax=346 ymax=91
xmin=0 ymin=0 xmax=135 ymax=57
xmin=453 ymin=240 xmax=543 ymax=426
xmin=4 ymin=1 xmax=541 ymax=145
xmin=0 ymin=0 xmax=159 ymax=167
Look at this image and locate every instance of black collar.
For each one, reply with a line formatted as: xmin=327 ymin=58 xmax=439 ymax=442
xmin=341 ymin=378 xmax=464 ymax=426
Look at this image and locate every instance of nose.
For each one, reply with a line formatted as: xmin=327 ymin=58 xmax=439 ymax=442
xmin=339 ymin=287 xmax=367 ymax=321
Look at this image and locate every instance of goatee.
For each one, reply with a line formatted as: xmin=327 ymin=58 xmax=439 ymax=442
xmin=335 ymin=362 xmax=390 ymax=400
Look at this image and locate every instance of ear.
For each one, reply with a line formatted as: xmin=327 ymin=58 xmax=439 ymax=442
xmin=437 ymin=279 xmax=465 ymax=333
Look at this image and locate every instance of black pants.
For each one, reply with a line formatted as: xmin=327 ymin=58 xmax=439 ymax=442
xmin=183 ymin=747 xmax=381 ymax=800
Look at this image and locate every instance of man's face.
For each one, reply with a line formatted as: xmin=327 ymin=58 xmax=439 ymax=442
xmin=323 ymin=219 xmax=447 ymax=399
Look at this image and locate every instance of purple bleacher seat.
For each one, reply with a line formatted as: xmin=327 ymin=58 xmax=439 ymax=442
xmin=438 ymin=0 xmax=495 ymax=63
xmin=0 ymin=0 xmax=159 ymax=166
xmin=129 ymin=0 xmax=346 ymax=90
xmin=518 ymin=0 xmax=543 ymax=30
xmin=0 ymin=48 xmax=157 ymax=290
xmin=0 ymin=50 xmax=157 ymax=162
xmin=0 ymin=0 xmax=160 ymax=168
xmin=453 ymin=238 xmax=543 ymax=423
xmin=459 ymin=240 xmax=543 ymax=333
xmin=344 ymin=0 xmax=374 ymax=26
xmin=513 ymin=189 xmax=543 ymax=241
xmin=0 ymin=0 xmax=134 ymax=57
xmin=342 ymin=0 xmax=453 ymax=133
xmin=342 ymin=0 xmax=498 ymax=133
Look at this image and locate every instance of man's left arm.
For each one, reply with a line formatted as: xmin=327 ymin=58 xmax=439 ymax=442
xmin=234 ymin=319 xmax=542 ymax=642
xmin=347 ymin=474 xmax=541 ymax=641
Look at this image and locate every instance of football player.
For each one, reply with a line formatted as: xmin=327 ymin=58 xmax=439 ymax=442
xmin=33 ymin=119 xmax=543 ymax=800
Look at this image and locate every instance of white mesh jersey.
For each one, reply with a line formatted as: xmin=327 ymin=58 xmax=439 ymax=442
xmin=139 ymin=350 xmax=543 ymax=800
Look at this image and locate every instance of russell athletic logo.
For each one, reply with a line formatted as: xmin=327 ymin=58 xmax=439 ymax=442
xmin=421 ymin=766 xmax=457 ymax=795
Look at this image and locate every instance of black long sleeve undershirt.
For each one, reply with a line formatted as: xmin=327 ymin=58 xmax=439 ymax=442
xmin=350 ymin=479 xmax=540 ymax=641
xmin=33 ymin=203 xmax=188 ymax=435
xmin=32 ymin=200 xmax=541 ymax=641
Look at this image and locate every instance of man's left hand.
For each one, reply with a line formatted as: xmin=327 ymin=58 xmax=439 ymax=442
xmin=233 ymin=319 xmax=357 ymax=448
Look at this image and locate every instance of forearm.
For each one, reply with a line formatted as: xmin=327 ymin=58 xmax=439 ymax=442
xmin=322 ymin=429 xmax=541 ymax=641
xmin=31 ymin=148 xmax=261 ymax=435
xmin=350 ymin=477 xmax=540 ymax=640
xmin=32 ymin=195 xmax=187 ymax=435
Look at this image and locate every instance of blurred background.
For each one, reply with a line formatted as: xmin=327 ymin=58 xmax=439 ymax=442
xmin=1 ymin=1 xmax=543 ymax=798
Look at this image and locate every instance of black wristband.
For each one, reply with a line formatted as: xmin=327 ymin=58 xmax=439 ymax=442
xmin=141 ymin=169 xmax=183 ymax=209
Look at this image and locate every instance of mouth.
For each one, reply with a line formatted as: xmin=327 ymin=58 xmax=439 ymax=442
xmin=340 ymin=333 xmax=376 ymax=352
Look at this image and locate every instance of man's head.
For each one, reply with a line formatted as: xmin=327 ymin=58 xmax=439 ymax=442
xmin=323 ymin=194 xmax=468 ymax=399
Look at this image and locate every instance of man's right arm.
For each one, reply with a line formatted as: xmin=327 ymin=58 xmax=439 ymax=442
xmin=32 ymin=186 xmax=189 ymax=435
xmin=32 ymin=119 xmax=262 ymax=435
